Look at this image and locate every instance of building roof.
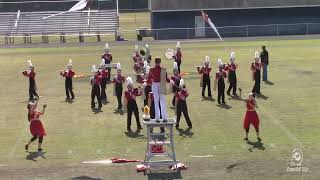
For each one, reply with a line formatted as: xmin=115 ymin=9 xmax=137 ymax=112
xmin=150 ymin=0 xmax=320 ymax=12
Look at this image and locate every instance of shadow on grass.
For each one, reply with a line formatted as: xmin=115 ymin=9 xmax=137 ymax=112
xmin=101 ymin=100 xmax=109 ymax=105
xmin=246 ymin=140 xmax=266 ymax=152
xmin=26 ymin=151 xmax=46 ymax=161
xmin=113 ymin=109 xmax=125 ymax=115
xmin=264 ymin=80 xmax=274 ymax=85
xmin=226 ymin=162 xmax=246 ymax=173
xmin=176 ymin=128 xmax=194 ymax=138
xmin=124 ymin=130 xmax=144 ymax=139
xmin=256 ymin=93 xmax=269 ymax=100
xmin=201 ymin=96 xmax=215 ymax=101
xmin=91 ymin=108 xmax=103 ymax=114
xmin=147 ymin=171 xmax=182 ymax=180
xmin=216 ymin=103 xmax=232 ymax=109
xmin=72 ymin=176 xmax=102 ymax=180
xmin=63 ymin=99 xmax=75 ymax=104
xmin=228 ymin=95 xmax=242 ymax=101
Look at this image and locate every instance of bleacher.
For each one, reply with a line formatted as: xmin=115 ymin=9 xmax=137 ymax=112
xmin=0 ymin=10 xmax=119 ymax=43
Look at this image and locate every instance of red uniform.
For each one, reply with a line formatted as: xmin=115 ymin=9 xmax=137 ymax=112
xmin=132 ymin=53 xmax=142 ymax=63
xmin=125 ymin=88 xmax=141 ymax=102
xmin=149 ymin=65 xmax=170 ymax=83
xmin=23 ymin=71 xmax=36 ymax=79
xmin=251 ymin=62 xmax=261 ymax=72
xmin=60 ymin=70 xmax=75 ymax=78
xmin=243 ymin=99 xmax=260 ymax=132
xmin=92 ymin=74 xmax=103 ymax=86
xmin=98 ymin=69 xmax=108 ymax=79
xmin=113 ymin=75 xmax=125 ymax=85
xmin=102 ymin=52 xmax=113 ymax=64
xmin=28 ymin=110 xmax=46 ymax=137
xmin=174 ymin=51 xmax=182 ymax=62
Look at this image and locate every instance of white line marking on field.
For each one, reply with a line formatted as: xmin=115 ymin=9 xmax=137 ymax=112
xmin=8 ymin=124 xmax=28 ymax=158
xmin=82 ymin=159 xmax=112 ymax=165
xmin=259 ymin=106 xmax=302 ymax=147
xmin=189 ymin=155 xmax=213 ymax=158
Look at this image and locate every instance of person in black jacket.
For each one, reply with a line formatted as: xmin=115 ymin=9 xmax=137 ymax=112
xmin=260 ymin=45 xmax=269 ymax=81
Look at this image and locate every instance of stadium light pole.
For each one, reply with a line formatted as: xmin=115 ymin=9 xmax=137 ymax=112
xmin=116 ymin=0 xmax=119 ymax=16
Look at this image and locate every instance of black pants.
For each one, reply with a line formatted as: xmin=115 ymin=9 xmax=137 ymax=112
xmin=218 ymin=80 xmax=225 ymax=103
xmin=175 ymin=60 xmax=181 ymax=74
xmin=144 ymin=85 xmax=152 ymax=106
xmin=176 ymin=100 xmax=192 ymax=128
xmin=115 ymin=85 xmax=123 ymax=109
xmin=65 ymin=78 xmax=74 ymax=99
xmin=127 ymin=100 xmax=141 ymax=129
xmin=202 ymin=76 xmax=211 ymax=97
xmin=29 ymin=80 xmax=39 ymax=100
xmin=227 ymin=72 xmax=237 ymax=95
xmin=30 ymin=135 xmax=43 ymax=143
xmin=252 ymin=71 xmax=261 ymax=94
xmin=91 ymin=85 xmax=102 ymax=108
xmin=107 ymin=67 xmax=111 ymax=81
xmin=101 ymin=78 xmax=107 ymax=100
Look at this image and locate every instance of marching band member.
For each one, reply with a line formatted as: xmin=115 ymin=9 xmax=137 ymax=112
xmin=22 ymin=60 xmax=39 ymax=100
xmin=149 ymin=57 xmax=171 ymax=120
xmin=173 ymin=42 xmax=182 ymax=74
xmin=197 ymin=56 xmax=212 ymax=98
xmin=148 ymin=92 xmax=165 ymax=133
xmin=251 ymin=51 xmax=262 ymax=95
xmin=242 ymin=92 xmax=262 ymax=141
xmin=142 ymin=61 xmax=152 ymax=106
xmin=99 ymin=59 xmax=109 ymax=101
xmin=25 ymin=100 xmax=47 ymax=152
xmin=226 ymin=52 xmax=238 ymax=96
xmin=60 ymin=59 xmax=75 ymax=100
xmin=145 ymin=44 xmax=152 ymax=64
xmin=175 ymin=79 xmax=192 ymax=129
xmin=215 ymin=59 xmax=227 ymax=104
xmin=132 ymin=45 xmax=144 ymax=74
xmin=90 ymin=65 xmax=103 ymax=109
xmin=112 ymin=63 xmax=125 ymax=110
xmin=171 ymin=62 xmax=181 ymax=106
xmin=124 ymin=77 xmax=142 ymax=132
xmin=101 ymin=43 xmax=112 ymax=81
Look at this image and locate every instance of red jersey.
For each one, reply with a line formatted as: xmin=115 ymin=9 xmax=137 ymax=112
xmin=98 ymin=69 xmax=108 ymax=78
xmin=133 ymin=53 xmax=142 ymax=63
xmin=226 ymin=63 xmax=237 ymax=72
xmin=174 ymin=51 xmax=182 ymax=62
xmin=61 ymin=69 xmax=75 ymax=78
xmin=23 ymin=71 xmax=36 ymax=79
xmin=199 ymin=67 xmax=211 ymax=75
xmin=102 ymin=53 xmax=112 ymax=64
xmin=251 ymin=62 xmax=261 ymax=71
xmin=246 ymin=99 xmax=256 ymax=111
xmin=216 ymin=71 xmax=227 ymax=80
xmin=113 ymin=75 xmax=125 ymax=85
xmin=176 ymin=89 xmax=189 ymax=101
xmin=149 ymin=65 xmax=170 ymax=83
xmin=125 ymin=88 xmax=141 ymax=102
xmin=92 ymin=74 xmax=103 ymax=86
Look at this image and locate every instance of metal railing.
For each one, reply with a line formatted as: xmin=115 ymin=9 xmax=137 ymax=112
xmin=118 ymin=22 xmax=320 ymax=40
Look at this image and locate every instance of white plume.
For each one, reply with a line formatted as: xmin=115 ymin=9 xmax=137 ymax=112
xmin=27 ymin=60 xmax=33 ymax=67
xmin=176 ymin=41 xmax=181 ymax=48
xmin=217 ymin=58 xmax=223 ymax=67
xmin=116 ymin=62 xmax=121 ymax=70
xmin=127 ymin=76 xmax=133 ymax=85
xmin=134 ymin=45 xmax=139 ymax=52
xmin=145 ymin=44 xmax=149 ymax=48
xmin=68 ymin=59 xmax=73 ymax=67
xmin=173 ymin=61 xmax=178 ymax=70
xmin=91 ymin=65 xmax=97 ymax=73
xmin=105 ymin=43 xmax=109 ymax=50
xmin=100 ymin=59 xmax=105 ymax=67
xmin=255 ymin=51 xmax=259 ymax=59
xmin=179 ymin=78 xmax=185 ymax=87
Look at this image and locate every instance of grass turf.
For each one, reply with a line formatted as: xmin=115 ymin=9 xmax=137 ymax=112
xmin=0 ymin=39 xmax=319 ymax=179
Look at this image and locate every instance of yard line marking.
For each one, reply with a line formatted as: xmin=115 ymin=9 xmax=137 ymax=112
xmin=189 ymin=155 xmax=213 ymax=158
xmin=8 ymin=123 xmax=28 ymax=158
xmin=258 ymin=106 xmax=303 ymax=147
xmin=82 ymin=159 xmax=112 ymax=165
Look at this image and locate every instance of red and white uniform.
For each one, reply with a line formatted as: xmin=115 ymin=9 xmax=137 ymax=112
xmin=98 ymin=69 xmax=108 ymax=79
xmin=215 ymin=70 xmax=227 ymax=80
xmin=113 ymin=75 xmax=125 ymax=85
xmin=176 ymin=88 xmax=189 ymax=101
xmin=149 ymin=64 xmax=170 ymax=119
xmin=60 ymin=69 xmax=75 ymax=78
xmin=225 ymin=63 xmax=237 ymax=72
xmin=125 ymin=88 xmax=142 ymax=102
xmin=243 ymin=99 xmax=260 ymax=132
xmin=28 ymin=109 xmax=46 ymax=137
xmin=102 ymin=52 xmax=113 ymax=64
xmin=251 ymin=62 xmax=261 ymax=72
xmin=91 ymin=74 xmax=103 ymax=86
xmin=174 ymin=51 xmax=182 ymax=62
xmin=132 ymin=53 xmax=142 ymax=63
xmin=23 ymin=71 xmax=36 ymax=79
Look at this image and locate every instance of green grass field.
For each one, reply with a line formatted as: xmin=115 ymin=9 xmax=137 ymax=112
xmin=0 ymin=39 xmax=320 ymax=179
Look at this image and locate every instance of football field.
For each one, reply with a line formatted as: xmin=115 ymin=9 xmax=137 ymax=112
xmin=0 ymin=39 xmax=319 ymax=179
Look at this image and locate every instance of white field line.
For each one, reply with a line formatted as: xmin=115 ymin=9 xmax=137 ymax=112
xmin=189 ymin=155 xmax=213 ymax=158
xmin=258 ymin=105 xmax=303 ymax=147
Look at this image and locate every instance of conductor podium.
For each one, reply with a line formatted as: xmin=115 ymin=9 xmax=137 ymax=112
xmin=137 ymin=118 xmax=184 ymax=174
